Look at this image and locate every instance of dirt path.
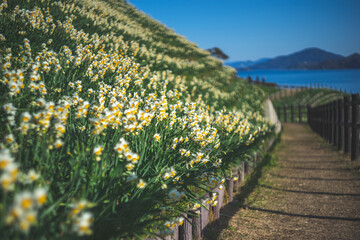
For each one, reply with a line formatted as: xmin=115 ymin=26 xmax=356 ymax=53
xmin=204 ymin=123 xmax=360 ymax=240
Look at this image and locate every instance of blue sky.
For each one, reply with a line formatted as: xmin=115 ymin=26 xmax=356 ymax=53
xmin=128 ymin=0 xmax=360 ymax=61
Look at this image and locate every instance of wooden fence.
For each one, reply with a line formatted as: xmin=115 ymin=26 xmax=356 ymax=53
xmin=307 ymin=94 xmax=359 ymax=161
xmin=276 ymin=105 xmax=308 ymax=123
xmin=148 ymin=138 xmax=276 ymax=240
xmin=276 ymin=94 xmax=359 ymax=161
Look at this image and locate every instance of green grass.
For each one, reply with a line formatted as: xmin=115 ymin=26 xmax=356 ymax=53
xmin=272 ymin=88 xmax=347 ymax=122
xmin=0 ymin=0 xmax=275 ymax=239
xmin=273 ymin=88 xmax=346 ymax=108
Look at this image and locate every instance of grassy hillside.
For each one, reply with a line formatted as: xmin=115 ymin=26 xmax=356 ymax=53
xmin=272 ymin=88 xmax=346 ymax=123
xmin=0 ymin=0 xmax=273 ymax=239
xmin=273 ymin=88 xmax=346 ymax=107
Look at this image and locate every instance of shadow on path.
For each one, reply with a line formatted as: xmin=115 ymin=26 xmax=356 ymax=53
xmin=245 ymin=206 xmax=360 ymax=222
xmin=259 ymin=184 xmax=360 ymax=197
xmin=204 ymin=123 xmax=360 ymax=239
xmin=277 ymin=166 xmax=350 ymax=171
xmin=270 ymin=173 xmax=360 ymax=181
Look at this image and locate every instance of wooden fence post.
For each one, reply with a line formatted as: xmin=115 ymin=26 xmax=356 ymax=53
xmin=191 ymin=211 xmax=201 ymax=240
xmin=327 ymin=103 xmax=332 ymax=143
xmin=334 ymin=100 xmax=339 ymax=147
xmin=232 ymin=168 xmax=239 ymax=191
xmin=200 ymin=194 xmax=210 ymax=235
xmin=319 ymin=106 xmax=322 ymax=134
xmin=322 ymin=104 xmax=326 ymax=138
xmin=298 ymin=105 xmax=302 ymax=123
xmin=338 ymin=99 xmax=344 ymax=151
xmin=226 ymin=178 xmax=234 ymax=203
xmin=284 ymin=105 xmax=287 ymax=122
xmin=307 ymin=105 xmax=311 ymax=127
xmin=321 ymin=105 xmax=324 ymax=137
xmin=179 ymin=214 xmax=191 ymax=240
xmin=325 ymin=103 xmax=329 ymax=142
xmin=351 ymin=94 xmax=359 ymax=161
xmin=344 ymin=96 xmax=351 ymax=154
xmin=291 ymin=105 xmax=295 ymax=122
xmin=212 ymin=186 xmax=224 ymax=220
xmin=331 ymin=101 xmax=335 ymax=145
xmin=240 ymin=162 xmax=245 ymax=183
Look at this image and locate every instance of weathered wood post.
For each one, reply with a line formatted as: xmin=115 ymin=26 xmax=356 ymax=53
xmin=351 ymin=94 xmax=359 ymax=161
xmin=298 ymin=105 xmax=302 ymax=123
xmin=327 ymin=103 xmax=332 ymax=143
xmin=284 ymin=105 xmax=287 ymax=122
xmin=320 ymin=106 xmax=322 ymax=134
xmin=324 ymin=105 xmax=327 ymax=137
xmin=240 ymin=162 xmax=245 ymax=183
xmin=334 ymin=100 xmax=339 ymax=147
xmin=322 ymin=104 xmax=326 ymax=138
xmin=212 ymin=186 xmax=224 ymax=220
xmin=290 ymin=105 xmax=294 ymax=122
xmin=200 ymin=194 xmax=210 ymax=235
xmin=179 ymin=215 xmax=191 ymax=240
xmin=331 ymin=101 xmax=335 ymax=145
xmin=189 ymin=210 xmax=201 ymax=240
xmin=325 ymin=103 xmax=329 ymax=141
xmin=316 ymin=106 xmax=320 ymax=136
xmin=226 ymin=178 xmax=234 ymax=203
xmin=232 ymin=168 xmax=239 ymax=191
xmin=321 ymin=106 xmax=324 ymax=136
xmin=344 ymin=96 xmax=351 ymax=154
xmin=327 ymin=102 xmax=331 ymax=142
xmin=338 ymin=99 xmax=344 ymax=151
xmin=319 ymin=106 xmax=323 ymax=136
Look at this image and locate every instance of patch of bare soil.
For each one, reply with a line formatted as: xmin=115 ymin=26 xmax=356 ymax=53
xmin=204 ymin=123 xmax=360 ymax=240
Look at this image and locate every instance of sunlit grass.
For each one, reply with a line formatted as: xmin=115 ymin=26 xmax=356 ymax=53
xmin=0 ymin=0 xmax=273 ymax=238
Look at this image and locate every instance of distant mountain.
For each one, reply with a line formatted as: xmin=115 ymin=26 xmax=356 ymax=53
xmin=250 ymin=48 xmax=344 ymax=69
xmin=229 ymin=48 xmax=360 ymax=70
xmin=309 ymin=53 xmax=360 ymax=69
xmin=226 ymin=58 xmax=270 ymax=69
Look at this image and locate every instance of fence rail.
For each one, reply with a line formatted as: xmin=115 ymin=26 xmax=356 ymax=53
xmin=276 ymin=104 xmax=308 ymax=123
xmin=307 ymin=94 xmax=359 ymax=161
xmin=276 ymin=95 xmax=359 ymax=161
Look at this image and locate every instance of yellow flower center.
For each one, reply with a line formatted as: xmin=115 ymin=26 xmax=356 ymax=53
xmin=21 ymin=198 xmax=32 ymax=210
xmin=0 ymin=161 xmax=9 ymax=169
xmin=19 ymin=220 xmax=30 ymax=231
xmin=37 ymin=195 xmax=47 ymax=205
xmin=1 ymin=179 xmax=11 ymax=188
xmin=26 ymin=213 xmax=36 ymax=223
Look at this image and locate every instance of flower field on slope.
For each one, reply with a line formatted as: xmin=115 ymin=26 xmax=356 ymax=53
xmin=0 ymin=0 xmax=273 ymax=239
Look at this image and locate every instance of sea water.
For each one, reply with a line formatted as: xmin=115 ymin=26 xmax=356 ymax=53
xmin=237 ymin=69 xmax=360 ymax=94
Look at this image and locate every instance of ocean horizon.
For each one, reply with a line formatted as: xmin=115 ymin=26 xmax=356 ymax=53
xmin=237 ymin=69 xmax=360 ymax=94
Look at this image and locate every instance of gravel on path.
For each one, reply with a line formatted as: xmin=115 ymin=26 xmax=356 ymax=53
xmin=204 ymin=123 xmax=360 ymax=240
